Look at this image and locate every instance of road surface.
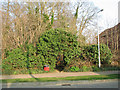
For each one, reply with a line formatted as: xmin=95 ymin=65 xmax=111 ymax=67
xmin=2 ymin=79 xmax=119 ymax=88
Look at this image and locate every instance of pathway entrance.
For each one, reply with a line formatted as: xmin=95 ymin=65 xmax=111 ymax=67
xmin=55 ymin=53 xmax=67 ymax=72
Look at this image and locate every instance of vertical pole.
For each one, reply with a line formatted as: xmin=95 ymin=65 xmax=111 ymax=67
xmin=98 ymin=27 xmax=101 ymax=68
xmin=97 ymin=9 xmax=103 ymax=68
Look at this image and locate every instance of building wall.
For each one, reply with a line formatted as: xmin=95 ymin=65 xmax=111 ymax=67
xmin=99 ymin=23 xmax=120 ymax=53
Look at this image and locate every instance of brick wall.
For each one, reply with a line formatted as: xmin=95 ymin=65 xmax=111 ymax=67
xmin=99 ymin=23 xmax=120 ymax=53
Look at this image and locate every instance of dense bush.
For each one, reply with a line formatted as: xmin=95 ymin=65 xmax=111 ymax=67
xmin=70 ymin=66 xmax=80 ymax=72
xmin=36 ymin=28 xmax=82 ymax=70
xmin=63 ymin=44 xmax=112 ymax=72
xmin=2 ymin=48 xmax=27 ymax=74
xmin=2 ymin=44 xmax=44 ymax=74
xmin=80 ymin=65 xmax=92 ymax=72
xmin=82 ymin=44 xmax=112 ymax=65
xmin=2 ymin=48 xmax=27 ymax=70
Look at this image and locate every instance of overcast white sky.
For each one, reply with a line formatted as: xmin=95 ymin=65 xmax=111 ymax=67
xmin=90 ymin=0 xmax=119 ymax=32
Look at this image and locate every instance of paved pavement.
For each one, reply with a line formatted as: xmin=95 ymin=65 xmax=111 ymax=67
xmin=2 ymin=79 xmax=119 ymax=88
xmin=1 ymin=70 xmax=119 ymax=80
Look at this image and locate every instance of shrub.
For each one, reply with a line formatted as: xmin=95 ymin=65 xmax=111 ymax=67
xmin=82 ymin=44 xmax=112 ymax=66
xmin=70 ymin=66 xmax=80 ymax=72
xmin=2 ymin=44 xmax=44 ymax=74
xmin=64 ymin=44 xmax=112 ymax=72
xmin=2 ymin=48 xmax=27 ymax=70
xmin=80 ymin=65 xmax=92 ymax=72
xmin=92 ymin=66 xmax=101 ymax=72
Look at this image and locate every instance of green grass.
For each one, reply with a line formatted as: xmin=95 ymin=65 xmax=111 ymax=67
xmin=1 ymin=74 xmax=119 ymax=83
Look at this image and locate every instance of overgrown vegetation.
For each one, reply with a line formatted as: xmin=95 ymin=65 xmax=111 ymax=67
xmin=2 ymin=28 xmax=115 ymax=75
xmin=36 ymin=28 xmax=82 ymax=71
xmin=2 ymin=28 xmax=80 ymax=74
xmin=82 ymin=44 xmax=112 ymax=65
xmin=63 ymin=44 xmax=113 ymax=72
xmin=2 ymin=1 xmax=119 ymax=75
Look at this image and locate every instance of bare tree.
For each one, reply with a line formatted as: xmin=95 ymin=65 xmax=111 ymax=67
xmin=72 ymin=0 xmax=99 ymax=45
xmin=1 ymin=1 xmax=100 ymax=59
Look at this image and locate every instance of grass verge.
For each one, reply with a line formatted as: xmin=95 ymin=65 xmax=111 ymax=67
xmin=1 ymin=74 xmax=119 ymax=83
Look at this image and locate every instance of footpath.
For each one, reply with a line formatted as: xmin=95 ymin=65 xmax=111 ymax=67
xmin=1 ymin=70 xmax=119 ymax=80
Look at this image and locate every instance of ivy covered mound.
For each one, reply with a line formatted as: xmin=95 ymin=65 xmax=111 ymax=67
xmin=2 ymin=28 xmax=113 ymax=75
xmin=36 ymin=28 xmax=82 ymax=71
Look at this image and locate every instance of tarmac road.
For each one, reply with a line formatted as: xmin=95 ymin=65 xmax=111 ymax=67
xmin=46 ymin=80 xmax=119 ymax=88
xmin=2 ymin=79 xmax=119 ymax=88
